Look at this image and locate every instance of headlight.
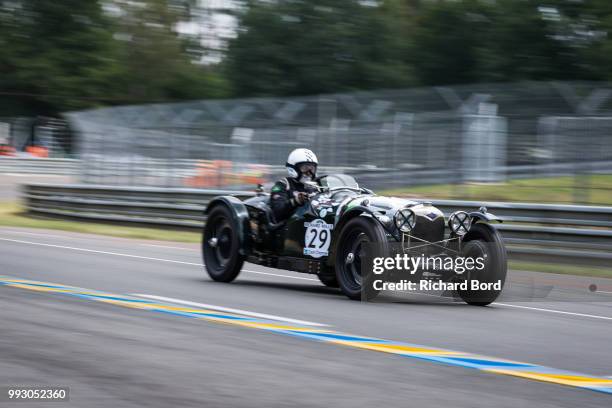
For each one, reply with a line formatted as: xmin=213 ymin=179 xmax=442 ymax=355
xmin=394 ymin=208 xmax=416 ymax=233
xmin=448 ymin=211 xmax=471 ymax=236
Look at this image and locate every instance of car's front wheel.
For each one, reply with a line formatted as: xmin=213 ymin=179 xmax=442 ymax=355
xmin=457 ymin=223 xmax=507 ymax=306
xmin=335 ymin=216 xmax=388 ymax=300
xmin=202 ymin=205 xmax=245 ymax=282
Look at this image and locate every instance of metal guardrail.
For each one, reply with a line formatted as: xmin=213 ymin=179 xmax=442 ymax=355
xmin=0 ymin=157 xmax=79 ymax=175
xmin=22 ymin=183 xmax=612 ymax=267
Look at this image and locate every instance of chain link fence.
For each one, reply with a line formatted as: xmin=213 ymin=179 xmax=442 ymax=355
xmin=64 ymin=82 xmax=612 ymax=204
xmin=0 ymin=116 xmax=72 ymax=158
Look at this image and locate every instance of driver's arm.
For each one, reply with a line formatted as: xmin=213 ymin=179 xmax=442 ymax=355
xmin=270 ymin=180 xmax=297 ymax=221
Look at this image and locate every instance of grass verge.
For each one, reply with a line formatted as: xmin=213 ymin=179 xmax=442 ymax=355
xmin=0 ymin=202 xmax=200 ymax=243
xmin=381 ymin=174 xmax=612 ymax=205
xmin=509 ymin=261 xmax=612 ymax=279
xmin=2 ymin=202 xmax=610 ymax=278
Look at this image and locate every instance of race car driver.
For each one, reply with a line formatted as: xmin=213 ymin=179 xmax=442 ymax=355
xmin=270 ymin=148 xmax=318 ymax=222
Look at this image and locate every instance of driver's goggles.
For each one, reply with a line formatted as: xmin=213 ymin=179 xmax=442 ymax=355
xmin=298 ymin=163 xmax=316 ymax=173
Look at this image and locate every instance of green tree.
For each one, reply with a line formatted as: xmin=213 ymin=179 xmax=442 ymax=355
xmin=408 ymin=0 xmax=487 ymax=85
xmin=579 ymin=0 xmax=612 ymax=81
xmin=110 ymin=0 xmax=227 ymax=102
xmin=0 ymin=0 xmax=121 ymax=114
xmin=405 ymin=0 xmax=605 ymax=86
xmin=477 ymin=0 xmax=587 ymax=82
xmin=0 ymin=0 xmax=229 ymax=116
xmin=225 ymin=0 xmax=414 ymax=96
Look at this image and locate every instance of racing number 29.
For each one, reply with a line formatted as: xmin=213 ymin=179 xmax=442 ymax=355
xmin=307 ymin=228 xmax=328 ymax=249
xmin=304 ymin=220 xmax=333 ymax=257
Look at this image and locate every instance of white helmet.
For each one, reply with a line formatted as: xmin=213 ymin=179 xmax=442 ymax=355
xmin=286 ymin=148 xmax=318 ymax=181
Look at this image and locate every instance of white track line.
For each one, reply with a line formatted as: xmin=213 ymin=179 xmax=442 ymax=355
xmin=1 ymin=230 xmax=69 ymax=239
xmin=139 ymin=244 xmax=193 ymax=251
xmin=0 ymin=228 xmax=197 ymax=246
xmin=0 ymin=237 xmax=201 ymax=265
xmin=243 ymin=270 xmax=318 ymax=281
xmin=131 ymin=294 xmax=328 ymax=327
xmin=4 ymin=237 xmax=611 ymax=320
xmin=2 ymin=173 xmax=62 ymax=177
xmin=495 ymin=302 xmax=612 ymax=321
xmin=0 ymin=237 xmax=318 ymax=282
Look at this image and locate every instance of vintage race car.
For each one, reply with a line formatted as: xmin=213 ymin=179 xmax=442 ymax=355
xmin=202 ymin=174 xmax=507 ymax=305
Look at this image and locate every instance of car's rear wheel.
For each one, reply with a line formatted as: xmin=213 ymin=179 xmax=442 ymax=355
xmin=457 ymin=223 xmax=507 ymax=306
xmin=202 ymin=205 xmax=245 ymax=282
xmin=335 ymin=216 xmax=388 ymax=300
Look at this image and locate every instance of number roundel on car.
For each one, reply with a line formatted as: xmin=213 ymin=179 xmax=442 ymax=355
xmin=304 ymin=219 xmax=333 ymax=258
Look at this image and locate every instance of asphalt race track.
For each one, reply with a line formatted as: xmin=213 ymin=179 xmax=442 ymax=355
xmin=1 ymin=226 xmax=611 ymax=407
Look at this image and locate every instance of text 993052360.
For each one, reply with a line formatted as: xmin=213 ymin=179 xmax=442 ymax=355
xmin=0 ymin=386 xmax=70 ymax=402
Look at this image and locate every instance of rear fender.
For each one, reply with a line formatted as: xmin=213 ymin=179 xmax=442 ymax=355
xmin=206 ymin=196 xmax=251 ymax=255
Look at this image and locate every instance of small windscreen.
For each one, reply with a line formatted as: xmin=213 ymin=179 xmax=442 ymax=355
xmin=320 ymin=174 xmax=359 ymax=189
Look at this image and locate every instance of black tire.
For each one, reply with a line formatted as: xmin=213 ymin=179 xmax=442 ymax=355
xmin=202 ymin=205 xmax=245 ymax=283
xmin=457 ymin=223 xmax=507 ymax=306
xmin=335 ymin=216 xmax=388 ymax=300
xmin=317 ymin=271 xmax=339 ymax=288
